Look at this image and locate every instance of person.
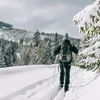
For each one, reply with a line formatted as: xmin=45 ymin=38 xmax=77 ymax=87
xmin=54 ymin=33 xmax=78 ymax=92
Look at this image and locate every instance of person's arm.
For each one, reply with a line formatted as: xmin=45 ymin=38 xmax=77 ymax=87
xmin=54 ymin=45 xmax=61 ymax=56
xmin=71 ymin=45 xmax=78 ymax=54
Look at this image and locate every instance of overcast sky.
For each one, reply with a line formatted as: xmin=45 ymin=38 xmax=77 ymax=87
xmin=0 ymin=0 xmax=91 ymax=38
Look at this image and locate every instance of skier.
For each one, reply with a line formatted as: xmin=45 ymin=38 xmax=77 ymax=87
xmin=54 ymin=33 xmax=78 ymax=92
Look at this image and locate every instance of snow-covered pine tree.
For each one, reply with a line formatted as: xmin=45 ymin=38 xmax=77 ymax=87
xmin=4 ymin=41 xmax=17 ymax=67
xmin=73 ymin=0 xmax=100 ymax=71
xmin=52 ymin=33 xmax=60 ymax=63
xmin=53 ymin=32 xmax=59 ymax=48
xmin=19 ymin=46 xmax=28 ymax=65
xmin=29 ymin=41 xmax=44 ymax=64
xmin=11 ymin=41 xmax=18 ymax=65
xmin=0 ymin=40 xmax=6 ymax=67
xmin=5 ymin=42 xmax=14 ymax=67
xmin=29 ymin=30 xmax=44 ymax=64
xmin=32 ymin=30 xmax=41 ymax=47
xmin=39 ymin=38 xmax=54 ymax=64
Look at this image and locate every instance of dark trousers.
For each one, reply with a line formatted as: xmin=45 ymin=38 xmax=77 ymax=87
xmin=59 ymin=61 xmax=71 ymax=90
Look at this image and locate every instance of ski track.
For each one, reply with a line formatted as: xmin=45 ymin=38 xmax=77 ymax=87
xmin=25 ymin=70 xmax=82 ymax=100
xmin=4 ymin=74 xmax=66 ymax=100
xmin=1 ymin=66 xmax=94 ymax=100
xmin=1 ymin=74 xmax=58 ymax=100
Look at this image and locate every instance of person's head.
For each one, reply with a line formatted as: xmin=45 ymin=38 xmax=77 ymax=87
xmin=62 ymin=39 xmax=70 ymax=45
xmin=62 ymin=33 xmax=70 ymax=45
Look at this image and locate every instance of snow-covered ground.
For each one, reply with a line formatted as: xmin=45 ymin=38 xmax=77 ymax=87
xmin=0 ymin=64 xmax=100 ymax=100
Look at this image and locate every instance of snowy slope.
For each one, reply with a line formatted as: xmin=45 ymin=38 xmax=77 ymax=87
xmin=0 ymin=64 xmax=99 ymax=100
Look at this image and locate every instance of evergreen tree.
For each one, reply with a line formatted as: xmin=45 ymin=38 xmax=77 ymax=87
xmin=11 ymin=41 xmax=18 ymax=65
xmin=29 ymin=40 xmax=44 ymax=64
xmin=0 ymin=41 xmax=6 ymax=67
xmin=73 ymin=0 xmax=100 ymax=36
xmin=5 ymin=43 xmax=13 ymax=67
xmin=4 ymin=42 xmax=17 ymax=67
xmin=54 ymin=32 xmax=59 ymax=48
xmin=32 ymin=30 xmax=41 ymax=47
xmin=19 ymin=45 xmax=31 ymax=65
xmin=73 ymin=0 xmax=100 ymax=71
xmin=39 ymin=38 xmax=54 ymax=64
xmin=29 ymin=30 xmax=44 ymax=64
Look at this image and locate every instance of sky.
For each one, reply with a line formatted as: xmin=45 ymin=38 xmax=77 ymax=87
xmin=0 ymin=0 xmax=91 ymax=38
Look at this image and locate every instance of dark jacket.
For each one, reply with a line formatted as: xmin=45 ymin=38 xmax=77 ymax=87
xmin=54 ymin=40 xmax=78 ymax=59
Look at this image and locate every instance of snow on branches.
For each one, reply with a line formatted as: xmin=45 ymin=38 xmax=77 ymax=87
xmin=73 ymin=0 xmax=100 ymax=36
xmin=73 ymin=0 xmax=100 ymax=72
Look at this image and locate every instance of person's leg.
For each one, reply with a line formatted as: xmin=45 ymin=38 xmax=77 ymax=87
xmin=59 ymin=61 xmax=64 ymax=88
xmin=64 ymin=65 xmax=71 ymax=92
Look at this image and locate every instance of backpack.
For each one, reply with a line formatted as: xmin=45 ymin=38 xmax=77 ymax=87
xmin=59 ymin=41 xmax=72 ymax=62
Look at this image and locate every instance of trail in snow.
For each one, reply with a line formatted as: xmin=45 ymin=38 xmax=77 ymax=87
xmin=11 ymin=78 xmax=59 ymax=100
xmin=1 ymin=73 xmax=59 ymax=100
xmin=53 ymin=89 xmax=65 ymax=100
xmin=0 ymin=65 xmax=99 ymax=100
xmin=0 ymin=65 xmax=58 ymax=100
xmin=9 ymin=66 xmax=84 ymax=100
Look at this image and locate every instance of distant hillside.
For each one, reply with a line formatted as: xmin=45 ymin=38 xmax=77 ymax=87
xmin=0 ymin=21 xmax=80 ymax=48
xmin=0 ymin=21 xmax=81 ymax=67
xmin=0 ymin=21 xmax=13 ymax=30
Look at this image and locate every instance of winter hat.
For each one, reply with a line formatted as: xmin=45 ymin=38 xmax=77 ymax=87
xmin=63 ymin=33 xmax=69 ymax=40
xmin=62 ymin=33 xmax=70 ymax=45
xmin=63 ymin=39 xmax=70 ymax=45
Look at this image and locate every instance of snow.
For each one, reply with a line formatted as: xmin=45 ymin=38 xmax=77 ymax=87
xmin=77 ymin=35 xmax=100 ymax=65
xmin=16 ymin=52 xmax=21 ymax=59
xmin=82 ymin=41 xmax=100 ymax=55
xmin=0 ymin=64 xmax=100 ymax=100
xmin=29 ymin=84 xmax=59 ymax=100
xmin=0 ymin=32 xmax=3 ymax=36
xmin=72 ymin=0 xmax=100 ymax=99
xmin=53 ymin=89 xmax=65 ymax=100
xmin=73 ymin=5 xmax=92 ymax=24
xmin=0 ymin=65 xmax=58 ymax=100
xmin=77 ymin=73 xmax=100 ymax=100
xmin=73 ymin=0 xmax=100 ymax=34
